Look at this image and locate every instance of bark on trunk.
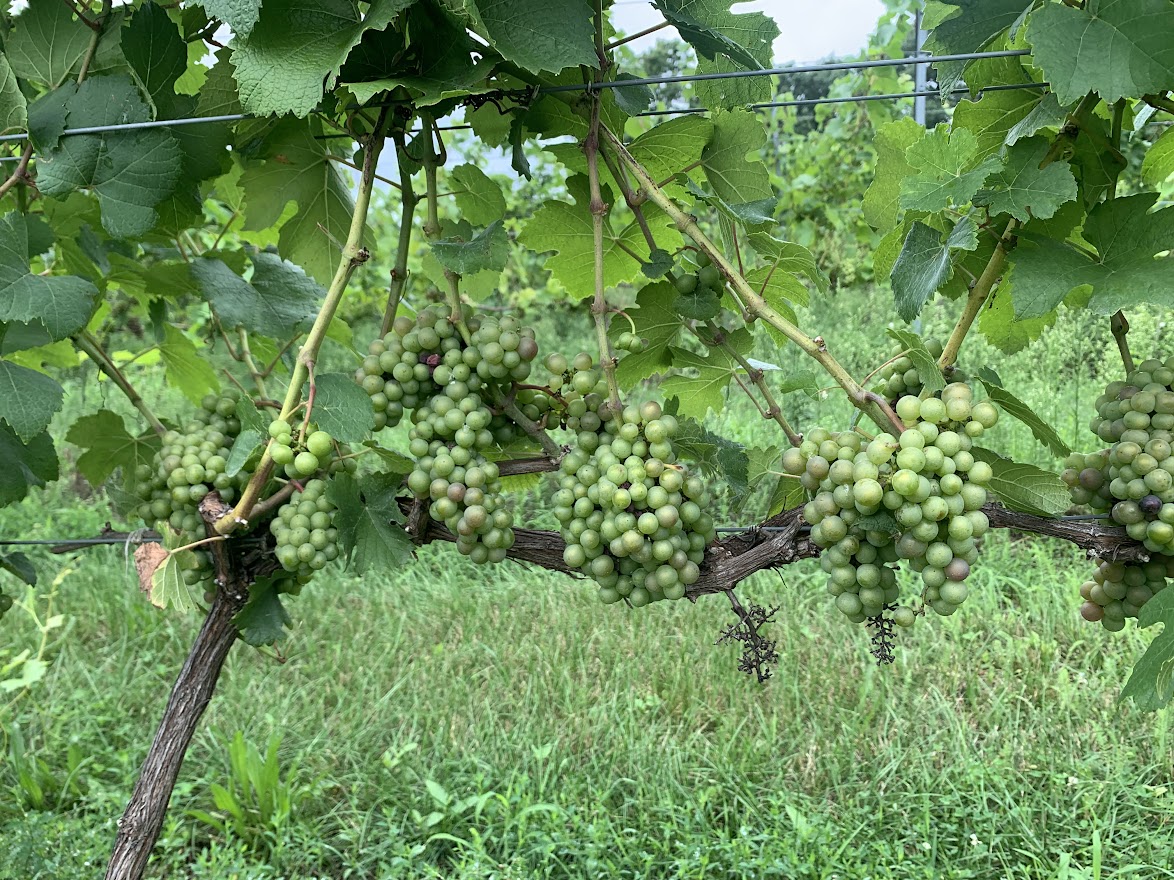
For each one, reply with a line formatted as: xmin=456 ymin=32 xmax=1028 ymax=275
xmin=104 ymin=585 xmax=247 ymax=880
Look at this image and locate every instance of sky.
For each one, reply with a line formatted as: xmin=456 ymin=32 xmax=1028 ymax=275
xmin=612 ymin=0 xmax=889 ymax=63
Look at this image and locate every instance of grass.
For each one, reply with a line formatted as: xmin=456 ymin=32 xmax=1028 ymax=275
xmin=3 ymin=284 xmax=1174 ymax=878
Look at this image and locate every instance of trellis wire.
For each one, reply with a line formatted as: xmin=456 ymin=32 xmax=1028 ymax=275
xmin=0 ymin=47 xmax=1034 ymax=157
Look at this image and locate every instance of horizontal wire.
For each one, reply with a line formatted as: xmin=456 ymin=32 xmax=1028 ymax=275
xmin=639 ymin=80 xmax=1049 ymax=117
xmin=0 ymin=48 xmax=1030 ymax=151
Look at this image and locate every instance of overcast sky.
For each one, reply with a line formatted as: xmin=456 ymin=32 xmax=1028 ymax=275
xmin=612 ymin=0 xmax=889 ymax=63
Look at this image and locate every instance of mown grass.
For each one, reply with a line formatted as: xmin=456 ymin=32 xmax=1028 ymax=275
xmin=3 ymin=285 xmax=1174 ymax=878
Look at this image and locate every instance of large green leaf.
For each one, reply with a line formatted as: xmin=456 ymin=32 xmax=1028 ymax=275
xmin=431 ymin=220 xmax=510 ymax=276
xmin=974 ymin=367 xmax=1070 ymax=458
xmin=448 ymin=165 xmax=507 ymax=228
xmin=5 ymin=0 xmax=123 ymax=88
xmin=309 ymin=373 xmax=376 ymax=444
xmin=159 ymin=324 xmax=220 ymax=404
xmin=193 ymin=252 xmax=323 ymax=340
xmin=890 ymin=217 xmax=978 ymax=324
xmin=701 ymin=110 xmax=772 ymax=205
xmin=201 ymin=0 xmax=263 ymax=37
xmin=35 ymin=75 xmax=183 ymax=239
xmin=443 ymin=0 xmax=595 ymax=75
xmin=0 ymin=54 xmax=27 ymax=135
xmin=972 ymin=137 xmax=1077 ymax=222
xmin=121 ymin=2 xmax=187 ymax=111
xmin=661 ymin=344 xmax=739 ymax=418
xmin=1008 ymin=193 xmax=1174 ymax=319
xmin=0 ymin=212 xmax=97 ymax=344
xmin=978 ymin=279 xmax=1056 ymax=354
xmin=627 ymin=116 xmax=714 ymax=185
xmin=611 ymin=282 xmax=682 ymax=384
xmin=655 ymin=0 xmax=777 ymax=108
xmin=951 ymin=78 xmax=1044 ymax=157
xmin=519 ymin=183 xmax=680 ymax=299
xmin=233 ymin=577 xmax=291 ymax=645
xmin=1142 ymin=127 xmax=1174 ymax=189
xmin=863 ymin=117 xmax=924 ymax=232
xmin=232 ymin=0 xmax=413 ymax=117
xmin=0 ymin=359 xmax=63 ymax=443
xmin=238 ymin=120 xmax=357 ymax=285
xmin=971 ymin=447 xmax=1069 ymax=516
xmin=898 ymin=125 xmax=1001 ymax=213
xmin=65 ymin=410 xmax=161 ymax=487
xmin=0 ymin=422 xmax=58 ymax=507
xmin=650 ymin=0 xmax=763 ymax=70
xmin=1121 ymin=587 xmax=1174 ymax=711
xmin=924 ymin=0 xmax=1031 ymax=92
xmin=328 ymin=471 xmax=413 ymax=575
xmin=1026 ymin=0 xmax=1174 ymax=105
xmin=673 ymin=417 xmax=749 ymax=501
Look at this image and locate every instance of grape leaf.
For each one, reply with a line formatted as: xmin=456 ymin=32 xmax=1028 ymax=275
xmin=449 ymin=165 xmax=507 ymax=228
xmin=0 ymin=54 xmax=27 ymax=135
xmin=746 ymin=232 xmax=826 ymax=297
xmin=890 ymin=217 xmax=977 ymax=324
xmin=193 ymin=252 xmax=322 ymax=340
xmin=0 ymin=359 xmax=63 ymax=443
xmin=431 ymin=220 xmax=509 ymax=276
xmin=978 ymin=279 xmax=1056 ymax=354
xmin=655 ymin=0 xmax=777 ymax=108
xmin=973 ymin=137 xmax=1078 ymax=222
xmin=443 ymin=0 xmax=595 ymax=75
xmin=1142 ymin=127 xmax=1174 ymax=189
xmin=309 ymin=373 xmax=376 ymax=444
xmin=641 ymin=248 xmax=675 ymax=279
xmin=239 ymin=120 xmax=357 ymax=285
xmin=971 ymin=447 xmax=1069 ymax=516
xmin=885 ymin=328 xmax=945 ymax=392
xmin=627 ymin=116 xmax=714 ymax=184
xmin=232 ymin=0 xmax=412 ymax=117
xmin=1026 ymin=0 xmax=1174 ymax=105
xmin=863 ymin=117 xmax=924 ymax=232
xmin=225 ymin=428 xmax=262 ymax=478
xmin=328 ymin=471 xmax=412 ymax=575
xmin=768 ymin=474 xmax=806 ymax=517
xmin=661 ymin=345 xmax=738 ymax=418
xmin=233 ymin=577 xmax=291 ymax=646
xmin=159 ymin=324 xmax=220 ymax=404
xmin=519 ymin=186 xmax=679 ymax=300
xmin=898 ymin=125 xmax=1001 ymax=213
xmin=651 ymin=0 xmax=763 ymax=70
xmin=673 ymin=417 xmax=749 ymax=500
xmin=951 ymin=80 xmax=1044 ymax=158
xmin=612 ymin=281 xmax=682 ymax=384
xmin=5 ymin=0 xmax=122 ymax=88
xmin=701 ymin=110 xmax=773 ymax=205
xmin=0 ymin=422 xmax=58 ymax=507
xmin=1008 ymin=193 xmax=1174 ymax=318
xmin=612 ymin=74 xmax=654 ymax=116
xmin=675 ymin=288 xmax=721 ymax=321
xmin=0 ymin=553 xmax=36 ymax=587
xmin=924 ymin=0 xmax=1032 ymax=92
xmin=0 ymin=212 xmax=98 ymax=343
xmin=1005 ymin=92 xmax=1068 ymax=146
xmin=65 ymin=410 xmax=161 ymax=487
xmin=121 ymin=2 xmax=187 ymax=111
xmin=201 ymin=0 xmax=262 ymax=37
xmin=147 ymin=546 xmax=199 ymax=614
xmin=974 ymin=367 xmax=1070 ymax=458
xmin=1121 ymin=586 xmax=1174 ymax=711
xmin=35 ymin=75 xmax=183 ymax=239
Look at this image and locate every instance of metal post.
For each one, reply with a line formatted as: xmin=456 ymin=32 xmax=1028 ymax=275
xmin=913 ymin=8 xmax=928 ymax=128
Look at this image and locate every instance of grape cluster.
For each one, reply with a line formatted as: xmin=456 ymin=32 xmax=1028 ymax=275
xmin=670 ymin=251 xmax=724 ymax=319
xmin=873 ymin=338 xmax=969 ymax=401
xmin=271 ymin=479 xmax=340 ymax=580
xmin=1078 ymin=557 xmax=1174 ymax=631
xmin=785 ymin=384 xmax=999 ymax=626
xmin=355 ymin=305 xmax=539 ymax=431
xmin=1066 ymin=358 xmax=1174 ymax=556
xmin=554 ymin=401 xmax=715 ymax=606
xmin=132 ymin=390 xmax=248 ymax=538
xmin=545 ymin=351 xmax=610 ymax=434
xmin=267 ymin=420 xmax=354 ymax=480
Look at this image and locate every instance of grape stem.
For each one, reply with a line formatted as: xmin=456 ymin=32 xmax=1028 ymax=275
xmin=380 ymin=132 xmax=417 ymax=337
xmin=246 ymin=480 xmax=299 ymax=524
xmin=499 ymin=393 xmax=563 ymax=459
xmin=585 ymin=101 xmax=624 ymax=412
xmin=237 ymin=329 xmax=269 ymax=399
xmin=72 ymin=331 xmax=167 ymax=436
xmin=600 ymin=124 xmax=899 ymax=434
xmin=168 ymin=535 xmax=227 ymax=557
xmin=938 ymin=218 xmax=1017 ymax=370
xmin=75 ymin=0 xmax=111 ymax=84
xmin=1144 ymin=93 xmax=1174 ymax=114
xmin=216 ymin=110 xmax=389 ymax=535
